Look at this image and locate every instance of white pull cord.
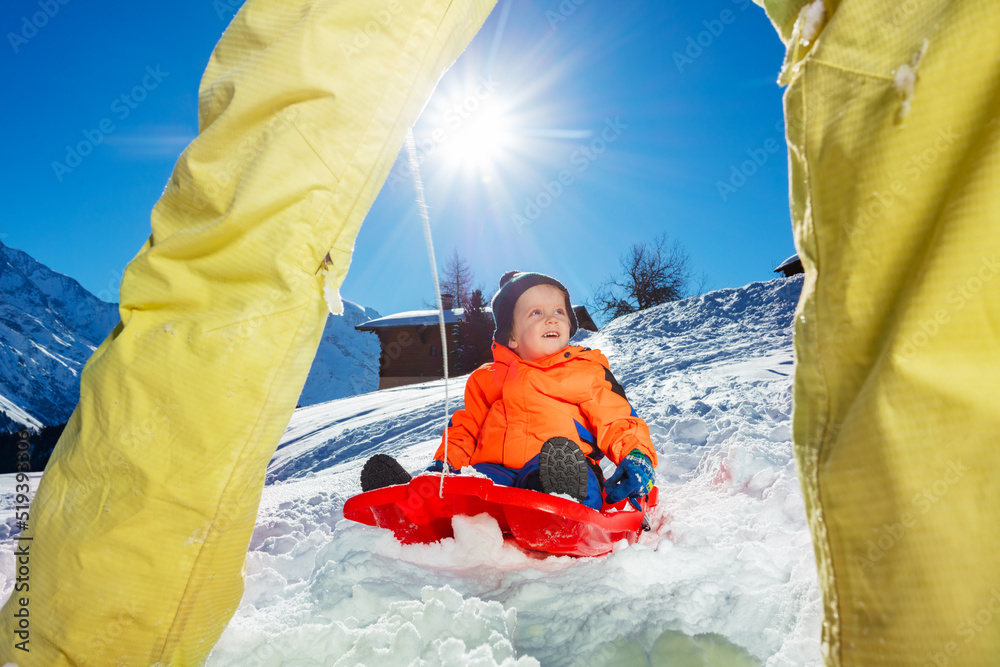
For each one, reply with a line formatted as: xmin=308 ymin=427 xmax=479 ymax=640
xmin=404 ymin=130 xmax=450 ymax=498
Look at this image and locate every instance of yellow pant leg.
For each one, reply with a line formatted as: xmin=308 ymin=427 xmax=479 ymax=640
xmin=761 ymin=1 xmax=1000 ymax=664
xmin=0 ymin=1 xmax=496 ymax=664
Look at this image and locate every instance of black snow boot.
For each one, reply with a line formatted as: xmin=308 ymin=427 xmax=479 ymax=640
xmin=360 ymin=454 xmax=412 ymax=492
xmin=538 ymin=437 xmax=589 ymax=503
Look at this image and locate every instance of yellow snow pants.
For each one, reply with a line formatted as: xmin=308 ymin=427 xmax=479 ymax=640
xmin=758 ymin=0 xmax=1000 ymax=665
xmin=0 ymin=1 xmax=496 ymax=664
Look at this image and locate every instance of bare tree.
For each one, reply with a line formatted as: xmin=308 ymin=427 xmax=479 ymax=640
xmin=691 ymin=270 xmax=713 ymax=296
xmin=593 ymin=234 xmax=694 ymax=321
xmin=440 ymin=249 xmax=475 ymax=308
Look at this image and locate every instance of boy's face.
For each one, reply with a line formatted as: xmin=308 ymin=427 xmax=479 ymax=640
xmin=507 ymin=284 xmax=571 ymax=361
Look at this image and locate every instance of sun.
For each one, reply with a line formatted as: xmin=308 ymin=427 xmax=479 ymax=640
xmin=443 ymin=102 xmax=514 ymax=179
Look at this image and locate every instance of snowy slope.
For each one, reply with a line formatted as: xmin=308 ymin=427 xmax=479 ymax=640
xmin=211 ymin=274 xmax=822 ymax=666
xmin=0 ymin=275 xmax=820 ymax=665
xmin=0 ymin=241 xmax=119 ymax=431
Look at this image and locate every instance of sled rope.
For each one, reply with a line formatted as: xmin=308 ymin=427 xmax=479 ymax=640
xmin=405 ymin=130 xmax=450 ymax=498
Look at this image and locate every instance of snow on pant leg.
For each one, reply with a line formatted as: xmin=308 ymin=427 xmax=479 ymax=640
xmin=475 ymin=457 xmax=603 ymax=510
xmin=509 ymin=457 xmax=602 ymax=511
xmin=0 ymin=1 xmax=497 ymax=665
xmin=758 ymin=1 xmax=1000 ymax=665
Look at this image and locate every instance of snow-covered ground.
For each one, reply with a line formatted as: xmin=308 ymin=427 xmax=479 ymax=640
xmin=0 ymin=275 xmax=822 ymax=665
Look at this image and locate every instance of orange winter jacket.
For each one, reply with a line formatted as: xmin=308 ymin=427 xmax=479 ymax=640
xmin=434 ymin=342 xmax=657 ymax=471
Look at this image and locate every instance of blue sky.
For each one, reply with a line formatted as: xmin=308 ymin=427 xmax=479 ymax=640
xmin=1 ymin=0 xmax=791 ymax=320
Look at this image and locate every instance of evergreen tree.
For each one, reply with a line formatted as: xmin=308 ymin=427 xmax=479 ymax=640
xmin=0 ymin=423 xmax=66 ymax=474
xmin=456 ymin=288 xmax=494 ymax=374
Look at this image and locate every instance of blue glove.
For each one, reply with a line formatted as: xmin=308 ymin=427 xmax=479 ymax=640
xmin=604 ymin=450 xmax=655 ymax=510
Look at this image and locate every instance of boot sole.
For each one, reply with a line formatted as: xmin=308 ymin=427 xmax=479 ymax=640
xmin=361 ymin=454 xmax=412 ymax=492
xmin=539 ymin=439 xmax=588 ymax=503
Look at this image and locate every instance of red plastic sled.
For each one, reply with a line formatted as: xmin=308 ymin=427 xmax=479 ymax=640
xmin=342 ymin=474 xmax=658 ymax=558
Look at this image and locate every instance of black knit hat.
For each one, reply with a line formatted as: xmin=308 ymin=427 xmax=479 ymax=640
xmin=491 ymin=271 xmax=579 ymax=344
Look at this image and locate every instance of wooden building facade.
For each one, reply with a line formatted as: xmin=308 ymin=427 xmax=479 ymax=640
xmin=356 ymin=303 xmax=599 ymax=390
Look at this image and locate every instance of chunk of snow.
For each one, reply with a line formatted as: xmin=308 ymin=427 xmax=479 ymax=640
xmin=670 ymin=418 xmax=710 ymax=446
xmin=799 ymin=0 xmax=826 ymax=45
xmin=323 ymin=265 xmax=344 ymax=315
xmin=895 ymin=38 xmax=930 ymax=120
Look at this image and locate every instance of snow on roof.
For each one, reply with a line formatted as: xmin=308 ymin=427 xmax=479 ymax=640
xmin=355 ymin=308 xmax=483 ymax=330
xmin=355 ymin=305 xmax=594 ymax=331
xmin=774 ymin=254 xmax=801 ymax=272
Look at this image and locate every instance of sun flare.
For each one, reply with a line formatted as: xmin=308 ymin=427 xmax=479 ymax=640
xmin=444 ymin=103 xmax=513 ymax=177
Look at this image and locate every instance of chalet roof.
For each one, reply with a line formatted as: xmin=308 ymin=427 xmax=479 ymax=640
xmin=355 ymin=307 xmax=489 ymax=331
xmin=355 ymin=304 xmax=599 ymax=332
xmin=773 ymin=254 xmax=804 ymax=278
xmin=774 ymin=254 xmax=801 ymax=273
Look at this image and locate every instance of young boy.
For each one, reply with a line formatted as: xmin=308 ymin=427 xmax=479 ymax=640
xmin=361 ymin=271 xmax=656 ymax=511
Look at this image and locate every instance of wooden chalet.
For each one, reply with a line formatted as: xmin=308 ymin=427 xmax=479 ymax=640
xmin=774 ymin=253 xmax=804 ymax=277
xmin=356 ymin=295 xmax=599 ymax=390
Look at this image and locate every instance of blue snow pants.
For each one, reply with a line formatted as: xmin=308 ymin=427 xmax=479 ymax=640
xmin=472 ymin=455 xmax=604 ymax=511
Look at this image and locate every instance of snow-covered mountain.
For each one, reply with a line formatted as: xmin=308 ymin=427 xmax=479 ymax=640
xmin=300 ymin=300 xmax=382 ymax=407
xmin=0 ymin=241 xmax=381 ymax=432
xmin=0 ymin=241 xmax=119 ymax=432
